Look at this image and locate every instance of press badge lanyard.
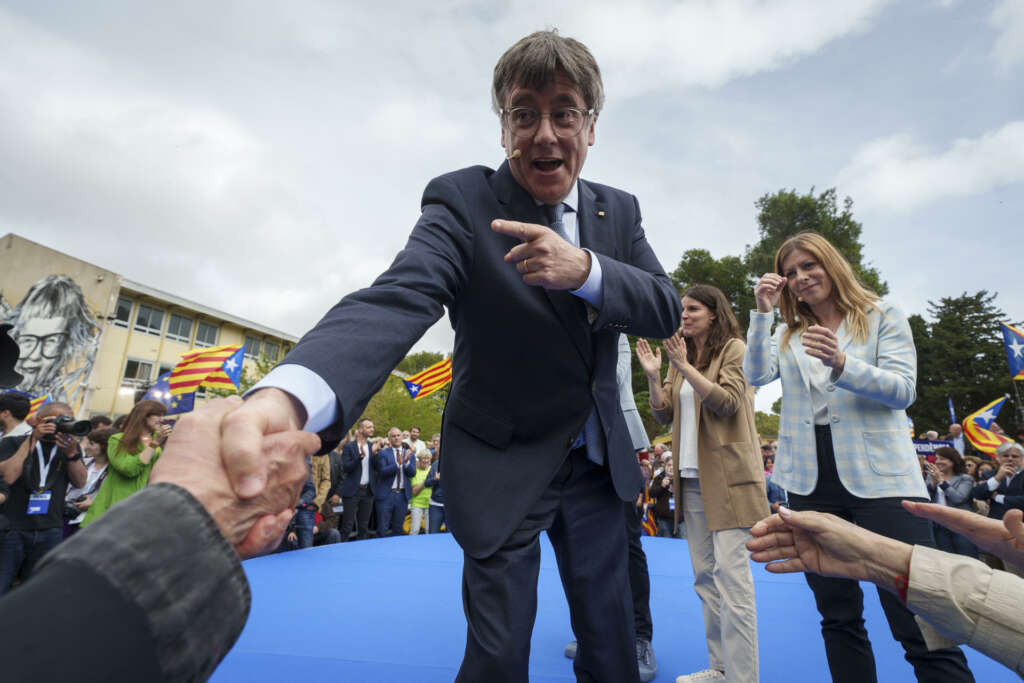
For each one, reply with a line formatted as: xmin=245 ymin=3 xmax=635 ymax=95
xmin=34 ymin=441 xmax=58 ymax=492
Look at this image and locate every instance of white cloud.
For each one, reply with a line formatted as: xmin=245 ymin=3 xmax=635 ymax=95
xmin=835 ymin=121 xmax=1024 ymax=212
xmin=991 ymin=0 xmax=1024 ymax=71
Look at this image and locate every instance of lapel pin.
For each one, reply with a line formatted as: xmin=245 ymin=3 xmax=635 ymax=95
xmin=597 ymin=210 xmax=605 ymax=217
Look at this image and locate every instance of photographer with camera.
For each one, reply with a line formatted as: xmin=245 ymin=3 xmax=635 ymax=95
xmin=0 ymin=401 xmax=88 ymax=594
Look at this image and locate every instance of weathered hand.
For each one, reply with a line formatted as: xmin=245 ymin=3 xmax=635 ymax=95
xmin=904 ymin=501 xmax=1024 ymax=569
xmin=220 ymin=387 xmax=309 ymax=498
xmin=802 ymin=325 xmax=845 ymax=372
xmin=153 ymin=396 xmax=320 ymax=558
xmin=492 ymin=220 xmax=590 ymax=290
xmin=747 ymin=507 xmax=912 ymax=594
xmin=754 ymin=273 xmax=787 ymax=312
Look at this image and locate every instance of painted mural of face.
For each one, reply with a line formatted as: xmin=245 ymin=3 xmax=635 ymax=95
xmin=14 ymin=316 xmax=69 ymax=395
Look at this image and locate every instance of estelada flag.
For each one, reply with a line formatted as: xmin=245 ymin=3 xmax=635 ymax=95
xmin=1001 ymin=323 xmax=1024 ymax=380
xmin=962 ymin=395 xmax=1012 ymax=457
xmin=26 ymin=394 xmax=51 ymax=419
xmin=402 ymin=358 xmax=452 ymax=401
xmin=169 ymin=344 xmax=244 ymax=396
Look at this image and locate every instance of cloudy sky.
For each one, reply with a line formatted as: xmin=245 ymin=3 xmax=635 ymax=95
xmin=1 ymin=0 xmax=1021 ymax=411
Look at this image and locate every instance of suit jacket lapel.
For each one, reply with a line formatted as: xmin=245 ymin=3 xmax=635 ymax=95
xmin=791 ymin=329 xmax=812 ymax=392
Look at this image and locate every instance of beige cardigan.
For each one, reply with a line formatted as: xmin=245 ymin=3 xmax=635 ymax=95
xmin=650 ymin=337 xmax=769 ymax=532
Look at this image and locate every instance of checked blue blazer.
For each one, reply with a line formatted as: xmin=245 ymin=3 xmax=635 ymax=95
xmin=743 ymin=302 xmax=928 ymax=499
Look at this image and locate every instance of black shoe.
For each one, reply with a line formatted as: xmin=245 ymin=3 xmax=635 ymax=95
xmin=637 ymin=638 xmax=657 ymax=682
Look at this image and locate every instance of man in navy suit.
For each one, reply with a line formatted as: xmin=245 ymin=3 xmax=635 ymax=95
xmin=222 ymin=30 xmax=681 ymax=682
xmin=338 ymin=418 xmax=379 ymax=541
xmin=973 ymin=441 xmax=1024 ymax=521
xmin=374 ymin=427 xmax=417 ymax=537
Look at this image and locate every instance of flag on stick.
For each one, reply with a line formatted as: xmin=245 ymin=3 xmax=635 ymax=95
xmin=169 ymin=344 xmax=245 ymax=396
xmin=402 ymin=358 xmax=452 ymax=400
xmin=962 ymin=395 xmax=1012 ymax=456
xmin=26 ymin=394 xmax=51 ymax=419
xmin=1001 ymin=323 xmax=1024 ymax=380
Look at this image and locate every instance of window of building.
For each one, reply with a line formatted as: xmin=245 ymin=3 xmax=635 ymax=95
xmin=166 ymin=313 xmax=193 ymax=343
xmin=113 ymin=297 xmax=133 ymax=328
xmin=195 ymin=321 xmax=218 ymax=347
xmin=122 ymin=358 xmax=154 ymax=388
xmin=244 ymin=335 xmax=261 ymax=359
xmin=158 ymin=363 xmax=175 ymax=378
xmin=263 ymin=340 xmax=280 ymax=362
xmin=134 ymin=304 xmax=165 ymax=337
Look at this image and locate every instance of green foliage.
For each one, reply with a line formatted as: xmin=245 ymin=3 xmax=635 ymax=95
xmin=395 ymin=351 xmax=445 ymax=376
xmin=754 ymin=411 xmax=779 ymax=439
xmin=908 ymin=290 xmax=1019 ymax=433
xmin=770 ymin=397 xmax=782 ymax=415
xmin=668 ymin=188 xmax=884 ymax=331
xmin=745 ymin=188 xmax=887 ymax=297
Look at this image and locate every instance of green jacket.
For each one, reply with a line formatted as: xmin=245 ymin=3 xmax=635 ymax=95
xmin=81 ymin=432 xmax=161 ymax=527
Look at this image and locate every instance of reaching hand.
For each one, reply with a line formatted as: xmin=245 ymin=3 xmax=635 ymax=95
xmin=754 ymin=273 xmax=787 ymax=312
xmin=492 ymin=219 xmax=591 ymax=290
xmin=747 ymin=507 xmax=912 ymax=594
xmin=635 ymin=339 xmax=663 ymax=378
xmin=153 ymin=396 xmax=320 ymax=558
xmin=220 ymin=388 xmax=310 ymax=499
xmin=903 ymin=501 xmax=1024 ymax=570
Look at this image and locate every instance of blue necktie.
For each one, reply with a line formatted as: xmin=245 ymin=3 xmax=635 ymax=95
xmin=543 ymin=202 xmax=571 ymax=244
xmin=545 ymin=203 xmax=602 ymax=464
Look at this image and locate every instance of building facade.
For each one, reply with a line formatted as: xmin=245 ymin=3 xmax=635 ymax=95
xmin=0 ymin=234 xmax=297 ymax=418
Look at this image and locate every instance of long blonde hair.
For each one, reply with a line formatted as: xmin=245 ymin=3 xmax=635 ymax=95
xmin=775 ymin=232 xmax=880 ymax=349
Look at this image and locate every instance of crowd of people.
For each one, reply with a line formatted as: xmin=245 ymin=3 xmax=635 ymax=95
xmin=2 ymin=28 xmax=1023 ymax=683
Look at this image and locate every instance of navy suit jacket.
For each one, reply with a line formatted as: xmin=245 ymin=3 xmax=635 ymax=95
xmin=339 ymin=440 xmax=376 ymax=498
xmin=373 ymin=447 xmax=416 ymax=501
xmin=972 ymin=470 xmax=1024 ymax=519
xmin=282 ymin=161 xmax=681 ymax=558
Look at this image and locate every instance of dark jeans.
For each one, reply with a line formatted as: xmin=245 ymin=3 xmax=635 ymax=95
xmin=428 ymin=505 xmax=446 ymax=533
xmin=624 ymin=501 xmax=653 ymax=642
xmin=787 ymin=425 xmax=974 ymax=683
xmin=0 ymin=527 xmax=64 ymax=595
xmin=294 ymin=508 xmax=315 ymax=549
xmin=340 ymin=486 xmax=373 ymax=541
xmin=933 ymin=524 xmax=979 ymax=559
xmin=456 ymin=448 xmax=637 ymax=683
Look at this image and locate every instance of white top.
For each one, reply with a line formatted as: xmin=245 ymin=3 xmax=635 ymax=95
xmin=678 ymin=381 xmax=699 ymax=478
xmin=358 ymin=441 xmax=370 ymax=485
xmin=806 ymin=357 xmax=833 ymax=426
xmin=1 ymin=421 xmax=31 ymax=438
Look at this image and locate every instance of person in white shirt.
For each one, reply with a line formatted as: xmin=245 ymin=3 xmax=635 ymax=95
xmin=0 ymin=392 xmax=32 ymax=438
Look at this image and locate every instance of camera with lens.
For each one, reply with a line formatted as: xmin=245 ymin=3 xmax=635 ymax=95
xmin=40 ymin=414 xmax=92 ymax=442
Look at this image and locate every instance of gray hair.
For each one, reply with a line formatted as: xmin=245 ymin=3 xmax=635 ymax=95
xmin=995 ymin=441 xmax=1023 ymax=457
xmin=491 ymin=30 xmax=605 ymax=115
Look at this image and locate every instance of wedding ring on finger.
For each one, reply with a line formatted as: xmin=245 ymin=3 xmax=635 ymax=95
xmin=522 ymin=258 xmax=529 ymax=273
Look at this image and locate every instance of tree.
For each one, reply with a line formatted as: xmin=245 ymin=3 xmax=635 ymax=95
xmin=907 ymin=291 xmax=1019 ymax=433
xmin=754 ymin=411 xmax=779 ymax=439
xmin=744 ymin=188 xmax=887 ymax=298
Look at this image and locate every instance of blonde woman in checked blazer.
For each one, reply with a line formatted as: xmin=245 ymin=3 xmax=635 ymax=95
xmin=743 ymin=232 xmax=974 ymax=683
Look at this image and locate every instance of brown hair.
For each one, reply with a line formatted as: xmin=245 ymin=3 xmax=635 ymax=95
xmin=86 ymin=427 xmax=115 ymax=459
xmin=119 ymin=399 xmax=167 ymax=453
xmin=933 ymin=446 xmax=965 ymax=475
xmin=491 ymin=30 xmax=604 ymax=115
xmin=775 ymin=232 xmax=880 ymax=350
xmin=680 ymin=285 xmax=742 ymax=371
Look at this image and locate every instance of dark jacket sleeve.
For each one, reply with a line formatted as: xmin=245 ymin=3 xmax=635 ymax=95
xmin=972 ymin=479 xmax=995 ymax=501
xmin=0 ymin=483 xmax=250 ymax=682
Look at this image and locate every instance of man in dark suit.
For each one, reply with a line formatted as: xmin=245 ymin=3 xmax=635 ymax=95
xmin=221 ymin=30 xmax=681 ymax=682
xmin=338 ymin=418 xmax=378 ymax=541
xmin=373 ymin=427 xmax=416 ymax=536
xmin=972 ymin=441 xmax=1024 ymax=520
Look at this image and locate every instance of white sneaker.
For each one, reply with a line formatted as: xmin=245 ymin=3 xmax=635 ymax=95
xmin=676 ymin=670 xmax=725 ymax=682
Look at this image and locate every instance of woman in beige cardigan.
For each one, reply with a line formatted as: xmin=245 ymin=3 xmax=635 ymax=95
xmin=636 ymin=284 xmax=768 ymax=683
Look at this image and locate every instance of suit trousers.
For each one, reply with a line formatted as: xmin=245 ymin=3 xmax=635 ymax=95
xmin=376 ymin=490 xmax=408 ymax=537
xmin=624 ymin=501 xmax=653 ymax=642
xmin=681 ymin=478 xmax=759 ymax=683
xmin=456 ymin=448 xmax=638 ymax=683
xmin=340 ymin=486 xmax=373 ymax=541
xmin=787 ymin=425 xmax=975 ymax=683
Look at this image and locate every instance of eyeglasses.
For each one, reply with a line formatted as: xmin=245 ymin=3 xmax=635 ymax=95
xmin=16 ymin=333 xmax=68 ymax=359
xmin=500 ymin=106 xmax=594 ymax=138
